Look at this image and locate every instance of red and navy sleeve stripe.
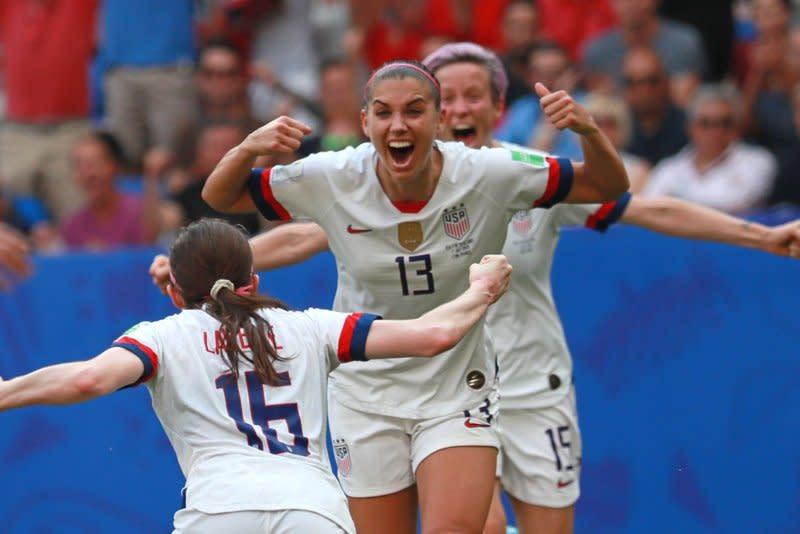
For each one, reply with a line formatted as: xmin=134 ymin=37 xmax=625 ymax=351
xmin=247 ymin=167 xmax=292 ymax=221
xmin=585 ymin=192 xmax=632 ymax=232
xmin=112 ymin=336 xmax=159 ymax=387
xmin=337 ymin=313 xmax=381 ymax=363
xmin=534 ymin=157 xmax=574 ymax=208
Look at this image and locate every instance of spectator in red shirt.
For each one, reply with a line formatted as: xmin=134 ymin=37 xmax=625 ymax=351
xmin=537 ymin=0 xmax=617 ymax=61
xmin=0 ymin=0 xmax=98 ymax=221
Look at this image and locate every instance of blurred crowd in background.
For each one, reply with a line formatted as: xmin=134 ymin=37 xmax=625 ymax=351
xmin=1 ymin=0 xmax=800 ymax=256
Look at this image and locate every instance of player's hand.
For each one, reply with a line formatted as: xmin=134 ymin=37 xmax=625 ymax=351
xmin=469 ymin=254 xmax=512 ymax=304
xmin=241 ymin=116 xmax=312 ymax=157
xmin=149 ymin=254 xmax=172 ymax=295
xmin=762 ymin=220 xmax=800 ymax=258
xmin=535 ymin=83 xmax=598 ymax=135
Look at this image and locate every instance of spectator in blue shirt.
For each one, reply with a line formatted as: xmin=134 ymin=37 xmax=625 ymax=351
xmin=494 ymin=41 xmax=585 ymax=160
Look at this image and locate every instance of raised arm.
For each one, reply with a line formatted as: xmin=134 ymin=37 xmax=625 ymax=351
xmin=365 ymin=255 xmax=512 ymax=359
xmin=202 ymin=116 xmax=312 ymax=213
xmin=251 ymin=222 xmax=330 ymax=271
xmin=535 ymin=83 xmax=629 ymax=203
xmin=0 ymin=348 xmax=144 ymax=411
xmin=622 ymin=196 xmax=800 ymax=257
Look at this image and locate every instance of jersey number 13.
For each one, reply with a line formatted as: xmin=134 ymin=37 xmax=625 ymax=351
xmin=395 ymin=254 xmax=435 ymax=296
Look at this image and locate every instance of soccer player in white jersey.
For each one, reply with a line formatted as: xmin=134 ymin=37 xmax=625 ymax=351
xmin=0 ymin=218 xmax=514 ymax=534
xmin=158 ymin=45 xmax=800 ymax=534
xmin=201 ymin=59 xmax=629 ymax=533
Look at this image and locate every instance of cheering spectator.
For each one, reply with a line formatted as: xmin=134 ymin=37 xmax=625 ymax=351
xmin=582 ymin=0 xmax=707 ymax=106
xmin=623 ymin=46 xmax=689 ymax=165
xmin=643 ymin=83 xmax=777 ymax=214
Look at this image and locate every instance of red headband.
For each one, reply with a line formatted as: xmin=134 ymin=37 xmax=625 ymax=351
xmin=364 ymin=62 xmax=440 ymax=101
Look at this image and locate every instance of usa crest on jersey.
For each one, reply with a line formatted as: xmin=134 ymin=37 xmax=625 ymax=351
xmin=442 ymin=204 xmax=470 ymax=240
xmin=333 ymin=438 xmax=351 ymax=476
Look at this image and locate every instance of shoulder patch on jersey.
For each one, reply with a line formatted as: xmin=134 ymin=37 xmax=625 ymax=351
xmin=121 ymin=321 xmax=151 ymax=336
xmin=279 ymin=160 xmax=304 ymax=181
xmin=510 ymin=150 xmax=547 ymax=168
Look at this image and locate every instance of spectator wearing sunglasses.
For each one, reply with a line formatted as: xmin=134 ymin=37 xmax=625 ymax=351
xmin=642 ymin=83 xmax=777 ymax=214
xmin=623 ymin=46 xmax=689 ymax=165
xmin=172 ymin=38 xmax=263 ymax=176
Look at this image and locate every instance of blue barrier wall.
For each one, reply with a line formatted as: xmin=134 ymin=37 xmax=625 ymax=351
xmin=1 ymin=226 xmax=798 ymax=533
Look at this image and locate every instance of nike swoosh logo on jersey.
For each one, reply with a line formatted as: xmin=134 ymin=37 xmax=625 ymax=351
xmin=464 ymin=418 xmax=491 ymax=428
xmin=557 ymin=479 xmax=575 ymax=488
xmin=347 ymin=225 xmax=372 ymax=234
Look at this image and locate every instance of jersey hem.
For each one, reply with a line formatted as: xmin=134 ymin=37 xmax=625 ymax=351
xmin=183 ymin=502 xmax=355 ymax=534
xmin=328 ymin=382 xmax=497 ymax=419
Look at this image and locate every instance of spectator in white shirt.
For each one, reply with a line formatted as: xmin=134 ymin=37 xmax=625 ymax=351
xmin=642 ymin=83 xmax=777 ymax=214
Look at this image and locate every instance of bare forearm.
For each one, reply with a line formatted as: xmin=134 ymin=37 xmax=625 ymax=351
xmin=249 ymin=223 xmax=328 ymax=271
xmin=365 ymin=281 xmax=493 ymax=359
xmin=579 ymin=129 xmax=630 ymax=199
xmin=416 ymin=280 xmax=493 ymax=345
xmin=202 ymin=144 xmax=259 ymax=211
xmin=623 ymin=196 xmax=769 ymax=248
xmin=0 ymin=362 xmax=99 ymax=410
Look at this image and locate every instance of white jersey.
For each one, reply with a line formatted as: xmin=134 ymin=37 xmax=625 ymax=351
xmin=112 ymin=307 xmax=379 ymax=532
xmin=488 ymin=193 xmax=631 ymax=409
xmin=248 ymin=140 xmax=573 ymax=418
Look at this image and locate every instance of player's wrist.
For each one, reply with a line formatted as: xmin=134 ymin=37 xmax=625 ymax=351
xmin=469 ymin=278 xmax=497 ymax=304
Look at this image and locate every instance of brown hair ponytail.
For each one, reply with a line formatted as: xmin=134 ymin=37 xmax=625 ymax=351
xmin=169 ymin=218 xmax=289 ymax=385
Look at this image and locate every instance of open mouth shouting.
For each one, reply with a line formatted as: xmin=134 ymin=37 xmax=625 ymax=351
xmin=387 ymin=140 xmax=415 ymax=168
xmin=451 ymin=125 xmax=478 ymax=147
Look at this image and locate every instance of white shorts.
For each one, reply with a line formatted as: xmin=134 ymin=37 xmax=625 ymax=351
xmin=172 ymin=508 xmax=350 ymax=534
xmin=497 ymin=387 xmax=582 ymax=508
xmin=328 ymin=391 xmax=499 ymax=497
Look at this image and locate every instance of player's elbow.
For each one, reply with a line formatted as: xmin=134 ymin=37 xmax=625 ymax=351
xmin=571 ymin=163 xmax=629 ymax=203
xmin=69 ymin=364 xmax=115 ymax=401
xmin=600 ymin=167 xmax=630 ymax=199
xmin=420 ymin=324 xmax=462 ymax=357
xmin=200 ymin=183 xmax=224 ymax=210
